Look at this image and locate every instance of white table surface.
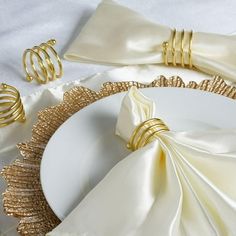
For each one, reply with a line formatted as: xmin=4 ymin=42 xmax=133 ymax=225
xmin=1 ymin=0 xmax=236 ymax=235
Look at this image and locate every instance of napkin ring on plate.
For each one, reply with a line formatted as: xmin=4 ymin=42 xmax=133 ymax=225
xmin=23 ymin=39 xmax=63 ymax=84
xmin=162 ymin=29 xmax=193 ymax=68
xmin=127 ymin=118 xmax=169 ymax=151
xmin=0 ymin=83 xmax=26 ymax=128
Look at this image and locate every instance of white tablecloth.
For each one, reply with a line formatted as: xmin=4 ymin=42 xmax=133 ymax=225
xmin=1 ymin=0 xmax=236 ymax=235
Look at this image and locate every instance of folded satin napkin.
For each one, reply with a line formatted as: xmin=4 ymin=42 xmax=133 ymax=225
xmin=48 ymin=87 xmax=236 ymax=236
xmin=64 ymin=0 xmax=236 ymax=82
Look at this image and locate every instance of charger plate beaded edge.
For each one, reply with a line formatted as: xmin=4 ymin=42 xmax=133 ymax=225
xmin=2 ymin=76 xmax=236 ymax=235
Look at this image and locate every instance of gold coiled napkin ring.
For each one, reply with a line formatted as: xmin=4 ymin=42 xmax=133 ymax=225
xmin=23 ymin=39 xmax=63 ymax=84
xmin=0 ymin=83 xmax=26 ymax=127
xmin=163 ymin=29 xmax=193 ymax=69
xmin=127 ymin=118 xmax=169 ymax=151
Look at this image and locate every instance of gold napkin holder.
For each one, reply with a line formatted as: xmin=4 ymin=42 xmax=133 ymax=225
xmin=0 ymin=83 xmax=25 ymax=127
xmin=127 ymin=118 xmax=169 ymax=151
xmin=23 ymin=39 xmax=63 ymax=84
xmin=162 ymin=29 xmax=193 ymax=68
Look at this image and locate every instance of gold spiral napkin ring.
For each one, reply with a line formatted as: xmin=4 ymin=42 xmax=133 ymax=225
xmin=23 ymin=39 xmax=63 ymax=84
xmin=163 ymin=29 xmax=193 ymax=69
xmin=0 ymin=83 xmax=26 ymax=128
xmin=127 ymin=118 xmax=169 ymax=151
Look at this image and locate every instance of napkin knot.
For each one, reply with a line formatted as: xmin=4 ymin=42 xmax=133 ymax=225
xmin=162 ymin=29 xmax=193 ymax=68
xmin=127 ymin=118 xmax=169 ymax=151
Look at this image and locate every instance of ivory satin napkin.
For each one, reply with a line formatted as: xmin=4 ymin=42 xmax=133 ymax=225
xmin=64 ymin=0 xmax=236 ymax=82
xmin=48 ymin=87 xmax=236 ymax=236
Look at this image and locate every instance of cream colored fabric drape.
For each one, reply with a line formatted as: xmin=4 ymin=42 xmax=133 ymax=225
xmin=64 ymin=0 xmax=236 ymax=82
xmin=48 ymin=87 xmax=236 ymax=236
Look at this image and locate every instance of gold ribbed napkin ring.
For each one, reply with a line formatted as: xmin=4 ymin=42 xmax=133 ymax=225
xmin=163 ymin=29 xmax=193 ymax=68
xmin=23 ymin=39 xmax=63 ymax=84
xmin=127 ymin=118 xmax=169 ymax=151
xmin=0 ymin=83 xmax=26 ymax=127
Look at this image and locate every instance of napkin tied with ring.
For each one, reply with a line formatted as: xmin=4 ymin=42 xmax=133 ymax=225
xmin=48 ymin=87 xmax=236 ymax=236
xmin=64 ymin=0 xmax=236 ymax=82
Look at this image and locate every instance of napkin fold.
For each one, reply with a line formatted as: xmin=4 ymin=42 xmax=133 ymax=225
xmin=64 ymin=0 xmax=236 ymax=82
xmin=48 ymin=87 xmax=236 ymax=236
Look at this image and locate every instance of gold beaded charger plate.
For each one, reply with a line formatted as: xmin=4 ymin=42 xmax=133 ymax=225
xmin=2 ymin=76 xmax=236 ymax=236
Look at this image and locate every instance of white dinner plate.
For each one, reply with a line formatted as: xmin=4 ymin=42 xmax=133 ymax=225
xmin=40 ymin=87 xmax=236 ymax=220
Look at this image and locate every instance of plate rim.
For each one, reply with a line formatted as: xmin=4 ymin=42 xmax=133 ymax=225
xmin=41 ymin=85 xmax=236 ymax=220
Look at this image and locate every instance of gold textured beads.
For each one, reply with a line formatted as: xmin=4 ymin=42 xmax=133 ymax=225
xmin=162 ymin=29 xmax=193 ymax=69
xmin=0 ymin=83 xmax=26 ymax=127
xmin=23 ymin=39 xmax=63 ymax=84
xmin=127 ymin=118 xmax=169 ymax=151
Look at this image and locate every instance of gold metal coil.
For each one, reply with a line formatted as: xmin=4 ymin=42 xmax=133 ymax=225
xmin=127 ymin=118 xmax=169 ymax=151
xmin=162 ymin=30 xmax=193 ymax=68
xmin=23 ymin=39 xmax=63 ymax=84
xmin=0 ymin=83 xmax=26 ymax=128
xmin=171 ymin=29 xmax=177 ymax=66
xmin=189 ymin=30 xmax=193 ymax=69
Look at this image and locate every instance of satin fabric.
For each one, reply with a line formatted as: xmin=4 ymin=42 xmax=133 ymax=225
xmin=64 ymin=0 xmax=236 ymax=82
xmin=48 ymin=87 xmax=236 ymax=236
xmin=0 ymin=65 xmax=213 ymax=235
